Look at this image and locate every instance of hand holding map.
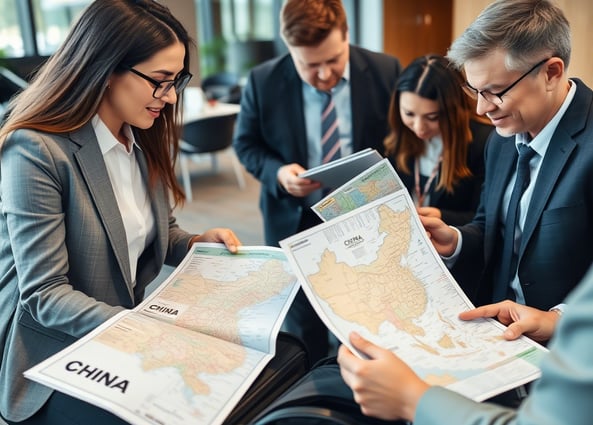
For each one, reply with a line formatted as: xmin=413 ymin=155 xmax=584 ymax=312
xmin=281 ymin=190 xmax=546 ymax=402
xmin=25 ymin=244 xmax=299 ymax=425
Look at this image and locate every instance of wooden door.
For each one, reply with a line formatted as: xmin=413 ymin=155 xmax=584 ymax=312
xmin=383 ymin=0 xmax=453 ymax=68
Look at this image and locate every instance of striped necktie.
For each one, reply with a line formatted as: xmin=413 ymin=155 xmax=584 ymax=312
xmin=321 ymin=92 xmax=341 ymax=163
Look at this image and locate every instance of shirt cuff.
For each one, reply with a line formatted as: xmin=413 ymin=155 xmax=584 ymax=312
xmin=549 ymin=303 xmax=566 ymax=316
xmin=440 ymin=226 xmax=462 ymax=268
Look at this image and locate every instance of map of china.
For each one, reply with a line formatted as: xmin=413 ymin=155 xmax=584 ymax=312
xmin=95 ymin=258 xmax=294 ymax=396
xmin=308 ymin=205 xmax=428 ymax=336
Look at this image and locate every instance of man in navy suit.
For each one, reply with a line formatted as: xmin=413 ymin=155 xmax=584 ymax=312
xmin=336 ymin=1 xmax=593 ymax=422
xmin=420 ymin=0 xmax=593 ymax=315
xmin=233 ymin=0 xmax=400 ymax=363
xmin=419 ymin=0 xmax=593 ymax=409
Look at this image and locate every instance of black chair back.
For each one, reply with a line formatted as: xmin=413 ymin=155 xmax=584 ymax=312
xmin=201 ymin=72 xmax=242 ymax=104
xmin=180 ymin=113 xmax=237 ymax=154
xmin=202 ymin=71 xmax=239 ymax=88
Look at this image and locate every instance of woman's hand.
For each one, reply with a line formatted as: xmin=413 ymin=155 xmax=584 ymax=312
xmin=191 ymin=228 xmax=241 ymax=253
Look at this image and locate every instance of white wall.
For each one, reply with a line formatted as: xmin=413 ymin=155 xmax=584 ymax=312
xmin=358 ymin=0 xmax=384 ymax=52
xmin=161 ymin=0 xmax=201 ymax=83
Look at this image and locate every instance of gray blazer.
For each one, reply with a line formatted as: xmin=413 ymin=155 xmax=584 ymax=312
xmin=415 ymin=262 xmax=593 ymax=425
xmin=0 ymin=123 xmax=194 ymax=421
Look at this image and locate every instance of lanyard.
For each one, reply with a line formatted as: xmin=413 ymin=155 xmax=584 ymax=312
xmin=414 ymin=156 xmax=442 ymax=207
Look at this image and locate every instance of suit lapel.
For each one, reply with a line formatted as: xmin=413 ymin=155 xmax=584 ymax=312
xmin=349 ymin=47 xmax=368 ymax=151
xmin=429 ymin=165 xmax=445 ymax=206
xmin=281 ymin=59 xmax=308 ymax=165
xmin=520 ymin=81 xmax=589 ymax=255
xmin=70 ymin=123 xmax=134 ymax=297
xmin=521 ymin=130 xmax=575 ymax=254
xmin=136 ymin=147 xmax=168 ymax=265
xmin=484 ymin=137 xmax=516 ymax=261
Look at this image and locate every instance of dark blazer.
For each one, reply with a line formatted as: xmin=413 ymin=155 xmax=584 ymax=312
xmin=233 ymin=46 xmax=401 ymax=246
xmin=0 ymin=123 xmax=194 ymax=421
xmin=394 ymin=119 xmax=493 ymax=226
xmin=452 ymin=79 xmax=593 ymax=311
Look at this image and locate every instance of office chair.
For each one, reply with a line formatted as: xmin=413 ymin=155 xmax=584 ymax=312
xmin=0 ymin=67 xmax=28 ymax=123
xmin=178 ymin=113 xmax=245 ymax=202
xmin=201 ymin=72 xmax=242 ymax=104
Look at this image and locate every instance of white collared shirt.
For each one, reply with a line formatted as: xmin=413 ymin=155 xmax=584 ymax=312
xmin=415 ymin=135 xmax=443 ymax=206
xmin=302 ymin=63 xmax=352 ymax=206
xmin=92 ymin=115 xmax=156 ymax=287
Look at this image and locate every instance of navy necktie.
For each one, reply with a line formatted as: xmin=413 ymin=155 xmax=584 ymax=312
xmin=494 ymin=143 xmax=536 ymax=302
xmin=321 ymin=92 xmax=341 ymax=164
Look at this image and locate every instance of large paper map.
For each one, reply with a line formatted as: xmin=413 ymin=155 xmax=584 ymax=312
xmin=281 ymin=191 xmax=546 ymax=401
xmin=25 ymin=244 xmax=299 ymax=425
xmin=139 ymin=246 xmax=296 ymax=352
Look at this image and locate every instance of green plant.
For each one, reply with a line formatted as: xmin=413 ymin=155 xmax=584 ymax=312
xmin=199 ymin=36 xmax=227 ymax=77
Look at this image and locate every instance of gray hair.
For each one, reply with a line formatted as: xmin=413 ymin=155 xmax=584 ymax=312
xmin=447 ymin=0 xmax=571 ymax=72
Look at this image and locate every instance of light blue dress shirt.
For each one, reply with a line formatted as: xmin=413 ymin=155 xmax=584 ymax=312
xmin=301 ymin=64 xmax=352 ymax=205
xmin=302 ymin=63 xmax=352 ymax=170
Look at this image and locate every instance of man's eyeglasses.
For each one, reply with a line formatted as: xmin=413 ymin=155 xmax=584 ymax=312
xmin=124 ymin=66 xmax=192 ymax=99
xmin=462 ymin=58 xmax=550 ymax=105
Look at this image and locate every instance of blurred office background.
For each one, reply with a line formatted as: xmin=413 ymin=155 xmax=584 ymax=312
xmin=1 ymin=0 xmax=592 ymax=95
xmin=0 ymin=0 xmax=591 ymax=248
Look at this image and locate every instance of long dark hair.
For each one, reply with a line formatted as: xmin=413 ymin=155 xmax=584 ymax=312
xmin=384 ymin=54 xmax=476 ymax=193
xmin=1 ymin=0 xmax=193 ymax=205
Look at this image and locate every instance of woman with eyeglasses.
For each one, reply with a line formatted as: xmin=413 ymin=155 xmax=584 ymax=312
xmin=0 ymin=1 xmax=240 ymax=423
xmin=384 ymin=54 xmax=493 ymax=226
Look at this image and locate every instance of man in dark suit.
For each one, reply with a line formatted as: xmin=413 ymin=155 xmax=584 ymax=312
xmin=419 ymin=0 xmax=593 ymax=409
xmin=420 ymin=0 xmax=593 ymax=321
xmin=233 ymin=0 xmax=401 ymax=363
xmin=335 ymin=1 xmax=593 ymax=422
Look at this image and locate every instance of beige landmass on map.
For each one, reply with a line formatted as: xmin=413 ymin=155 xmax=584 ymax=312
xmin=96 ymin=258 xmax=293 ymax=397
xmin=96 ymin=314 xmax=246 ymax=396
xmin=308 ymin=205 xmax=428 ymax=335
xmin=423 ymin=373 xmax=458 ymax=386
xmin=160 ymin=258 xmax=293 ymax=344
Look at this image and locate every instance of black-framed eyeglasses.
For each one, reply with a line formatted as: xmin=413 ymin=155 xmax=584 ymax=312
xmin=462 ymin=58 xmax=550 ymax=105
xmin=124 ymin=66 xmax=192 ymax=99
